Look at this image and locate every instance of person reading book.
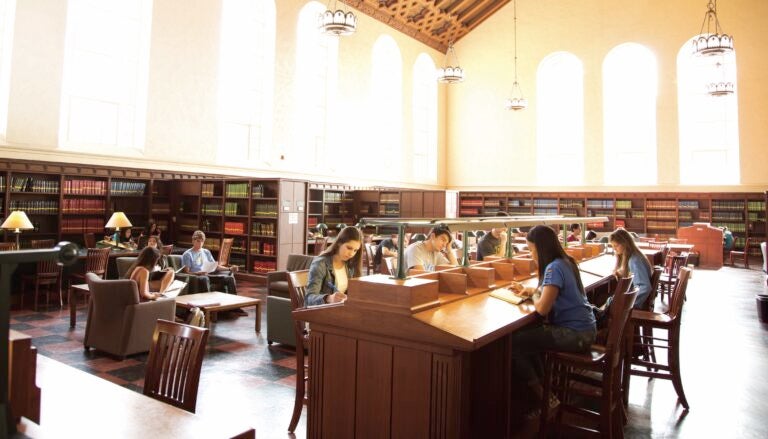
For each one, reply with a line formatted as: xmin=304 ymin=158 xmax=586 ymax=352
xmin=404 ymin=225 xmax=459 ymax=272
xmin=181 ymin=230 xmax=237 ymax=297
xmin=305 ymin=226 xmax=364 ymax=306
xmin=508 ymin=225 xmax=596 ymax=419
xmin=125 ymin=247 xmax=175 ymax=301
xmin=610 ymin=227 xmax=652 ymax=309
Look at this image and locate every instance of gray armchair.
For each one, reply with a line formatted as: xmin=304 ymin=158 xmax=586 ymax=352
xmin=266 ymin=254 xmax=315 ymax=346
xmin=117 ymin=255 xmax=188 ymax=294
xmin=83 ymin=273 xmax=176 ymax=359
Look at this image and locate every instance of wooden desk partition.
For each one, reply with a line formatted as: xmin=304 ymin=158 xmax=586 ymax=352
xmin=295 ymin=255 xmax=615 ymax=438
xmin=678 ymin=223 xmax=723 ymax=269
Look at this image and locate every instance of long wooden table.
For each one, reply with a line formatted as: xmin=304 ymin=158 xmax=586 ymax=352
xmin=16 ymin=355 xmax=255 ymax=438
xmin=295 ymin=255 xmax=616 ymax=438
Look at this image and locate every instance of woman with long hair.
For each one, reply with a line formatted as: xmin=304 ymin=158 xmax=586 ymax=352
xmin=610 ymin=227 xmax=653 ymax=309
xmin=510 ymin=225 xmax=596 ymax=415
xmin=126 ymin=246 xmax=174 ymax=301
xmin=304 ymin=226 xmax=364 ymax=306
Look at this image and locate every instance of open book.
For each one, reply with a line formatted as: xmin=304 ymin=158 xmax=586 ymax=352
xmin=160 ymin=280 xmax=188 ymax=298
xmin=489 ymin=287 xmax=529 ymax=305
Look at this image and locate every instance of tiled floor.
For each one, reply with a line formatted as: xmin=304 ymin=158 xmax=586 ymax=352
xmin=10 ymin=261 xmax=768 ymax=438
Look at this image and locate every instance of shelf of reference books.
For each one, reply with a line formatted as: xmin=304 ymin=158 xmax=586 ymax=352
xmin=457 ymin=191 xmax=767 ymax=243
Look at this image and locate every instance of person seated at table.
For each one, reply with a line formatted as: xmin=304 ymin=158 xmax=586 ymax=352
xmin=305 ymin=226 xmax=364 ymax=306
xmin=585 ymin=230 xmax=598 ymax=241
xmin=404 ymin=225 xmax=459 ymax=272
xmin=181 ymin=230 xmax=237 ymax=295
xmin=610 ymin=227 xmax=652 ymax=309
xmin=476 ymin=227 xmax=508 ymax=261
xmin=722 ymin=226 xmax=734 ymax=251
xmin=146 ymin=235 xmax=170 ymax=271
xmin=409 ymin=233 xmax=427 ymax=245
xmin=125 ymin=247 xmax=175 ymax=301
xmin=142 ymin=219 xmax=161 ymax=239
xmin=373 ymin=233 xmax=410 ymax=273
xmin=508 ymin=225 xmax=596 ymax=417
xmin=567 ymin=223 xmax=581 ymax=243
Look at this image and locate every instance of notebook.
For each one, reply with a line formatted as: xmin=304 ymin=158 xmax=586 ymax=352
xmin=160 ymin=280 xmax=188 ymax=298
xmin=489 ymin=287 xmax=529 ymax=305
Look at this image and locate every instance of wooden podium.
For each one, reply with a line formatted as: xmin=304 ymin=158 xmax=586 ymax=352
xmin=678 ymin=223 xmax=723 ymax=269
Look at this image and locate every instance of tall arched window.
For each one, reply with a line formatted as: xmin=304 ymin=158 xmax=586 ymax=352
xmin=0 ymin=0 xmax=16 ymax=140
xmin=370 ymin=35 xmax=402 ymax=180
xmin=677 ymin=38 xmax=739 ymax=184
xmin=293 ymin=1 xmax=338 ymax=171
xmin=217 ymin=0 xmax=275 ymax=164
xmin=412 ymin=53 xmax=437 ymax=182
xmin=59 ymin=0 xmax=153 ymax=152
xmin=603 ymin=43 xmax=657 ymax=185
xmin=536 ymin=52 xmax=584 ymax=185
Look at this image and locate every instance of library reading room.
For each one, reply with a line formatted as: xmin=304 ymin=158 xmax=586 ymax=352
xmin=1 ymin=1 xmax=767 ymax=438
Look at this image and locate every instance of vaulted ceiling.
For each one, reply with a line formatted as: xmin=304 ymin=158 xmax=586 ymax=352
xmin=341 ymin=0 xmax=511 ymax=53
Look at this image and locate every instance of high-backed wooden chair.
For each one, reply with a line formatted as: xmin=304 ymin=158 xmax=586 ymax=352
xmin=635 ymin=266 xmax=664 ymax=368
xmin=20 ymin=240 xmax=64 ymax=310
xmin=624 ymin=268 xmax=692 ymax=410
xmin=143 ymin=319 xmax=209 ymax=413
xmin=218 ymin=238 xmax=234 ymax=268
xmin=83 ymin=233 xmax=96 ymax=249
xmin=729 ymin=237 xmax=750 ymax=268
xmin=313 ymin=237 xmax=328 ymax=255
xmin=363 ymin=242 xmax=375 ymax=275
xmin=0 ymin=242 xmax=18 ymax=251
xmin=539 ymin=276 xmax=637 ymax=438
xmin=68 ymin=247 xmax=111 ymax=303
xmin=658 ymin=254 xmax=688 ymax=302
xmin=287 ymin=269 xmax=310 ymax=433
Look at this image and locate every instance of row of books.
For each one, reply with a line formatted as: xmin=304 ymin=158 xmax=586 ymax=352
xmin=712 ymin=200 xmax=746 ymax=210
xmin=11 ymin=177 xmax=59 ymax=193
xmin=224 ymin=202 xmax=243 ymax=216
xmin=253 ymin=202 xmax=278 ymax=217
xmin=646 ymin=210 xmax=677 ymax=220
xmin=201 ymin=183 xmax=219 ymax=197
xmin=110 ymin=181 xmax=147 ymax=196
xmin=559 ymin=200 xmax=584 ymax=208
xmin=201 ymin=204 xmax=223 ymax=215
xmin=586 ymin=200 xmax=614 ymax=209
xmin=712 ymin=212 xmax=745 ymax=221
xmin=747 ymin=201 xmax=766 ymax=212
xmin=10 ymin=200 xmax=59 ymax=214
xmin=532 ymin=200 xmax=557 ymax=208
xmin=252 ymin=260 xmax=277 ymax=274
xmin=225 ymin=183 xmax=249 ymax=198
xmin=251 ymin=222 xmax=276 ymax=236
xmin=61 ymin=218 xmax=104 ymax=233
xmin=380 ymin=193 xmax=400 ymax=203
xmin=61 ymin=198 xmax=106 ymax=213
xmin=63 ymin=179 xmax=107 ymax=195
xmin=250 ymin=241 xmax=277 ymax=256
xmin=711 ymin=222 xmax=746 ymax=232
xmin=323 ymin=192 xmax=345 ymax=202
xmin=251 ymin=184 xmax=273 ymax=198
xmin=224 ymin=222 xmax=245 ymax=235
xmin=460 ymin=198 xmax=483 ymax=207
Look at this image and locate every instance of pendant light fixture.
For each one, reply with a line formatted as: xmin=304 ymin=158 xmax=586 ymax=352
xmin=692 ymin=1 xmax=735 ymax=96
xmin=505 ymin=0 xmax=527 ymax=110
xmin=318 ymin=0 xmax=357 ymax=36
xmin=437 ymin=41 xmax=465 ymax=84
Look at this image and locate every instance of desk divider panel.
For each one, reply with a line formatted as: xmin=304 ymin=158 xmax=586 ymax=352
xmin=511 ymin=256 xmax=536 ymax=276
xmin=348 ymin=274 xmax=440 ymax=314
xmin=490 ymin=260 xmax=517 ymax=281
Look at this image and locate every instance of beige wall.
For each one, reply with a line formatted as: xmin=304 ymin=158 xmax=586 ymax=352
xmin=0 ymin=0 xmax=446 ymax=188
xmin=448 ymin=0 xmax=768 ymax=193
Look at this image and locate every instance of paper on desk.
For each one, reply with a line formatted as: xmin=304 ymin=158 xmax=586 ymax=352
xmin=161 ymin=280 xmax=187 ymax=298
xmin=200 ymin=260 xmax=219 ymax=274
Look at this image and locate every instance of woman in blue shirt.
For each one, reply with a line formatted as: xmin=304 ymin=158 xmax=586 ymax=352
xmin=510 ymin=225 xmax=596 ymax=415
xmin=610 ymin=227 xmax=653 ymax=309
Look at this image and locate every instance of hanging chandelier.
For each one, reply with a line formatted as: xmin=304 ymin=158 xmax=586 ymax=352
xmin=505 ymin=0 xmax=527 ymax=110
xmin=437 ymin=42 xmax=464 ymax=84
xmin=318 ymin=0 xmax=357 ymax=36
xmin=692 ymin=0 xmax=733 ymax=56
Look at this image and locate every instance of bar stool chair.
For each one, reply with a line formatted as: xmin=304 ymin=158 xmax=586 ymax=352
xmin=363 ymin=242 xmax=375 ymax=275
xmin=623 ymin=267 xmax=692 ymax=410
xmin=67 ymin=247 xmax=111 ymax=304
xmin=20 ymin=240 xmax=64 ymax=310
xmin=287 ymin=269 xmax=310 ymax=433
xmin=658 ymin=254 xmax=688 ymax=302
xmin=729 ymin=237 xmax=750 ymax=268
xmin=539 ymin=276 xmax=637 ymax=438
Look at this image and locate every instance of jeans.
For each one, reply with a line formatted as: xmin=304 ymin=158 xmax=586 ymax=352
xmin=510 ymin=323 xmax=595 ymax=383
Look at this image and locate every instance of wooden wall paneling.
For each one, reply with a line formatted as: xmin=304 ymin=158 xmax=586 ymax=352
xmin=391 ymin=346 xmax=432 ymax=438
xmin=468 ymin=336 xmax=512 ymax=437
xmin=309 ymin=332 xmax=324 ymax=439
xmin=430 ymin=354 xmax=462 ymax=438
xmin=355 ymin=340 xmax=393 ymax=438
xmin=321 ymin=333 xmax=357 ymax=439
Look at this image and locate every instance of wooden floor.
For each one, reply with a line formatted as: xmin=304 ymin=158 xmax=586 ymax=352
xmin=9 ymin=260 xmax=768 ymax=438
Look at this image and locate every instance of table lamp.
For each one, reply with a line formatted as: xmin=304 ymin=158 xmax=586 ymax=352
xmin=105 ymin=212 xmax=132 ymax=243
xmin=1 ymin=211 xmax=34 ymax=249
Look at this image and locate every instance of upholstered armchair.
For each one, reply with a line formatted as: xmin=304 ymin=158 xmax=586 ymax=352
xmin=266 ymin=254 xmax=315 ymax=346
xmin=83 ymin=273 xmax=176 ymax=359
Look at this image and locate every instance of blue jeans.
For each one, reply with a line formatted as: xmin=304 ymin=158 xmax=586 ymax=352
xmin=510 ymin=323 xmax=595 ymax=383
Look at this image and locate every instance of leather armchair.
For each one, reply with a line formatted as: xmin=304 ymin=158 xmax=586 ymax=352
xmin=83 ymin=273 xmax=176 ymax=359
xmin=117 ymin=255 xmax=188 ymax=294
xmin=266 ymin=254 xmax=315 ymax=346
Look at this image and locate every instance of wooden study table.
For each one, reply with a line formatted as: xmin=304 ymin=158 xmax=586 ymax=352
xmin=295 ymin=255 xmax=616 ymax=438
xmin=16 ymin=355 xmax=255 ymax=438
xmin=174 ymin=292 xmax=262 ymax=332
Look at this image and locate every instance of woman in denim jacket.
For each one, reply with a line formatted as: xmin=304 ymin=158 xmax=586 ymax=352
xmin=304 ymin=226 xmax=364 ymax=306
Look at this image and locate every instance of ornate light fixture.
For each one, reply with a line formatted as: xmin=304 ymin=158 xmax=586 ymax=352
xmin=692 ymin=0 xmax=734 ymax=56
xmin=505 ymin=0 xmax=527 ymax=111
xmin=437 ymin=42 xmax=464 ymax=84
xmin=318 ymin=0 xmax=357 ymax=36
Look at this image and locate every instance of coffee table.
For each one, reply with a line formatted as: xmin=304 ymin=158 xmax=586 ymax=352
xmin=174 ymin=292 xmax=262 ymax=332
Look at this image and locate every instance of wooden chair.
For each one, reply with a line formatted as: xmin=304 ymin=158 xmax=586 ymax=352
xmin=143 ymin=319 xmax=209 ymax=413
xmin=634 ymin=266 xmax=664 ymax=369
xmin=540 ymin=276 xmax=637 ymax=438
xmin=210 ymin=238 xmax=237 ymax=293
xmin=624 ymin=268 xmax=692 ymax=410
xmin=363 ymin=242 xmax=375 ymax=275
xmin=383 ymin=256 xmax=397 ymax=276
xmin=161 ymin=244 xmax=174 ymax=255
xmin=658 ymin=253 xmax=688 ymax=302
xmin=83 ymin=233 xmax=96 ymax=249
xmin=287 ymin=269 xmax=310 ymax=433
xmin=218 ymin=238 xmax=234 ymax=268
xmin=729 ymin=237 xmax=750 ymax=268
xmin=313 ymin=237 xmax=328 ymax=255
xmin=20 ymin=240 xmax=64 ymax=310
xmin=0 ymin=242 xmax=18 ymax=251
xmin=68 ymin=247 xmax=111 ymax=304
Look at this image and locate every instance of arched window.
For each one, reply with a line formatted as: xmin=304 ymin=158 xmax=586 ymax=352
xmin=677 ymin=37 xmax=739 ymax=184
xmin=0 ymin=0 xmax=16 ymax=140
xmin=603 ymin=43 xmax=657 ymax=185
xmin=59 ymin=0 xmax=153 ymax=152
xmin=370 ymin=35 xmax=402 ymax=180
xmin=293 ymin=1 xmax=338 ymax=171
xmin=536 ymin=52 xmax=584 ymax=185
xmin=412 ymin=53 xmax=437 ymax=182
xmin=217 ymin=0 xmax=275 ymax=164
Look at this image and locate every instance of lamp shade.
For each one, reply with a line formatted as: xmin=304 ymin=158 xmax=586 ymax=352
xmin=1 ymin=211 xmax=34 ymax=232
xmin=105 ymin=212 xmax=133 ymax=229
